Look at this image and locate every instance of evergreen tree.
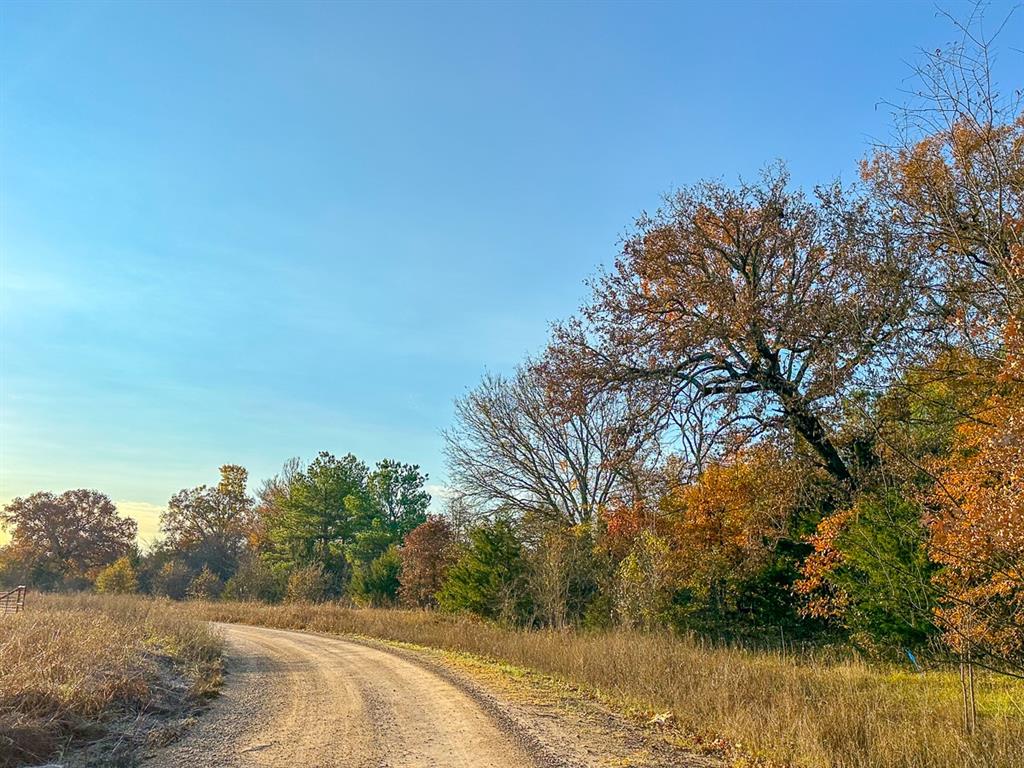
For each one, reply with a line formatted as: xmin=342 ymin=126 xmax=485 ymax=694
xmin=438 ymin=519 xmax=532 ymax=624
xmin=264 ymin=452 xmax=370 ymax=591
xmin=350 ymin=545 xmax=402 ymax=606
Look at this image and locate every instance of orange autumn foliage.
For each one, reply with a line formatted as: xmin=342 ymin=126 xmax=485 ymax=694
xmin=794 ymin=507 xmax=855 ymax=620
xmin=661 ymin=446 xmax=801 ymax=595
xmin=546 ymin=165 xmax=915 ymax=487
xmin=863 ymin=113 xmax=1023 ymax=352
xmin=926 ymin=382 xmax=1024 ymax=661
xmin=602 ymin=501 xmax=647 ymax=546
xmin=601 ymin=499 xmax=669 ymax=560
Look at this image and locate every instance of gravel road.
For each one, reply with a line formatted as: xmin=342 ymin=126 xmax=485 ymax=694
xmin=144 ymin=623 xmax=536 ymax=768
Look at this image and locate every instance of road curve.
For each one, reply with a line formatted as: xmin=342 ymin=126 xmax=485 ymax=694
xmin=145 ymin=623 xmax=537 ymax=768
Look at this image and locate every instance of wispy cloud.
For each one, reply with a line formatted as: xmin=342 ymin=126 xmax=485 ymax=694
xmin=425 ymin=484 xmax=456 ymax=512
xmin=115 ymin=500 xmax=165 ymax=548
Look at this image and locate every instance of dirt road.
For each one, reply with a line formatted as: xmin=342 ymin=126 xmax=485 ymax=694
xmin=145 ymin=623 xmax=537 ymax=768
xmin=145 ymin=622 xmax=716 ymax=768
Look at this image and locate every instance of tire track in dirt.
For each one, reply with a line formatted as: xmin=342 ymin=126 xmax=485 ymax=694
xmin=144 ymin=623 xmax=537 ymax=768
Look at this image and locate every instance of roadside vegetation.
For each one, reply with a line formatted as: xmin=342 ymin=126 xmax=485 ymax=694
xmin=193 ymin=599 xmax=1024 ymax=768
xmin=0 ymin=7 xmax=1021 ymax=768
xmin=0 ymin=594 xmax=221 ymax=768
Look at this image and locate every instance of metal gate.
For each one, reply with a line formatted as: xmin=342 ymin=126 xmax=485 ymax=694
xmin=0 ymin=585 xmax=26 ymax=614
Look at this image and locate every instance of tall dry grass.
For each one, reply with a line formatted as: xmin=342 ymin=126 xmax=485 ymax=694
xmin=196 ymin=600 xmax=1023 ymax=768
xmin=0 ymin=594 xmax=221 ymax=768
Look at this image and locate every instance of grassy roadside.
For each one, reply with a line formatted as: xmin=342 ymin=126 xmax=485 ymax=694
xmin=348 ymin=634 xmax=747 ymax=766
xmin=0 ymin=594 xmax=222 ymax=768
xmin=193 ymin=600 xmax=1023 ymax=768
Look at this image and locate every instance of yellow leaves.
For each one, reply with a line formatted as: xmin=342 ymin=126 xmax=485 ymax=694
xmin=660 ymin=445 xmax=800 ymax=584
xmin=1002 ymin=315 xmax=1024 ymax=383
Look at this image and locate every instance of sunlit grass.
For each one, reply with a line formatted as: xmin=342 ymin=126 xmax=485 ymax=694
xmin=193 ymin=599 xmax=1023 ymax=768
xmin=7 ymin=595 xmax=1016 ymax=767
xmin=0 ymin=594 xmax=221 ymax=768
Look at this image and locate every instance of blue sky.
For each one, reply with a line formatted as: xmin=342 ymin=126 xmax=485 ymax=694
xmin=1 ymin=1 xmax=1018 ymax=544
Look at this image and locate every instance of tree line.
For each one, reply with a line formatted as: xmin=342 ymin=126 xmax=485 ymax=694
xmin=0 ymin=454 xmax=440 ymax=606
xmin=441 ymin=13 xmax=1023 ymax=674
xmin=1 ymin=9 xmax=1020 ymax=675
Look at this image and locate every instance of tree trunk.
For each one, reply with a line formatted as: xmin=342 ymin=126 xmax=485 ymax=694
xmin=764 ymin=376 xmax=852 ymax=484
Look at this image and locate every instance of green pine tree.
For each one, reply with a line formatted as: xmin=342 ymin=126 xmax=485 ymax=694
xmin=438 ymin=519 xmax=532 ymax=624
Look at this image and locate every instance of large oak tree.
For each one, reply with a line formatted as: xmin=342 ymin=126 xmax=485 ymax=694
xmin=546 ymin=166 xmax=916 ymax=486
xmin=0 ymin=490 xmax=136 ymax=587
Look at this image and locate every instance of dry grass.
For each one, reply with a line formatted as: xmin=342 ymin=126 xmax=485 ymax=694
xmin=10 ymin=595 xmax=1016 ymax=767
xmin=194 ymin=600 xmax=1023 ymax=768
xmin=0 ymin=594 xmax=222 ymax=768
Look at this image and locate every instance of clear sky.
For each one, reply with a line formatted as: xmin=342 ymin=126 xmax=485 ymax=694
xmin=2 ymin=1 xmax=1018 ymax=545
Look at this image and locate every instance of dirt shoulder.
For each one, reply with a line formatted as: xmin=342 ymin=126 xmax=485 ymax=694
xmin=355 ymin=633 xmax=725 ymax=768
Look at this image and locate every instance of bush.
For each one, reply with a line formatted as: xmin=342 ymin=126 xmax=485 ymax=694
xmin=151 ymin=560 xmax=192 ymax=600
xmin=799 ymin=492 xmax=936 ymax=654
xmin=398 ymin=517 xmax=455 ymax=608
xmin=187 ymin=566 xmax=224 ymax=600
xmin=223 ymin=555 xmax=283 ymax=602
xmin=614 ymin=530 xmax=673 ymax=631
xmin=528 ymin=525 xmax=603 ymax=628
xmin=437 ymin=519 xmax=532 ymax=624
xmin=94 ymin=556 xmax=138 ymax=595
xmin=285 ymin=564 xmax=329 ymax=603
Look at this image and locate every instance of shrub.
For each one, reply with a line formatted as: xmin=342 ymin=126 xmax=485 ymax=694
xmin=94 ymin=556 xmax=138 ymax=595
xmin=614 ymin=530 xmax=673 ymax=631
xmin=285 ymin=564 xmax=329 ymax=603
xmin=437 ymin=519 xmax=532 ymax=624
xmin=350 ymin=546 xmax=401 ymax=606
xmin=223 ymin=555 xmax=283 ymax=602
xmin=187 ymin=566 xmax=224 ymax=600
xmin=529 ymin=524 xmax=602 ymax=628
xmin=398 ymin=517 xmax=454 ymax=608
xmin=797 ymin=492 xmax=936 ymax=653
xmin=151 ymin=560 xmax=192 ymax=600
